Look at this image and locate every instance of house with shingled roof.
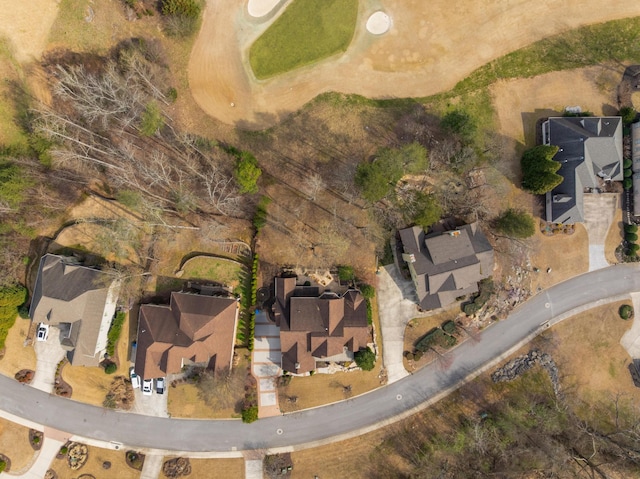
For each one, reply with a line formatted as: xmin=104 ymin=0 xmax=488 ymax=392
xmin=542 ymin=116 xmax=623 ymax=224
xmin=29 ymin=254 xmax=120 ymax=367
xmin=399 ymin=223 xmax=494 ymax=311
xmin=272 ymin=277 xmax=369 ymax=375
xmin=135 ymin=292 xmax=239 ymax=380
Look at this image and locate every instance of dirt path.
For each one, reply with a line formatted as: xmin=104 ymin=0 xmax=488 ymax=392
xmin=0 ymin=0 xmax=60 ymax=63
xmin=188 ymin=0 xmax=640 ymax=129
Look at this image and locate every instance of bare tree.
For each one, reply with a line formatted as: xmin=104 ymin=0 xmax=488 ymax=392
xmin=302 ymin=172 xmax=325 ymax=201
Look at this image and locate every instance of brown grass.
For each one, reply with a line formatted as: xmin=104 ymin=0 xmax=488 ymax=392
xmin=0 ymin=417 xmax=35 ymax=472
xmin=605 ymin=208 xmax=624 ymax=264
xmin=528 ymin=223 xmax=589 ymax=292
xmin=541 ymin=300 xmax=639 ymax=400
xmin=0 ymin=318 xmax=36 ymax=378
xmin=181 ymin=257 xmax=245 ymax=290
xmin=182 ymin=457 xmax=244 ymax=479
xmin=50 ymin=445 xmax=140 ymax=479
xmin=167 ymin=382 xmax=239 ymax=419
xmin=62 ymin=313 xmax=131 ymax=406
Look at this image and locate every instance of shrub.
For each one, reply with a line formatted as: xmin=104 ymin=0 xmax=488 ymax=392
xmin=354 ymin=347 xmax=376 ymax=371
xmin=624 ymin=168 xmax=633 ymax=178
xmin=139 ymin=101 xmax=164 ymax=136
xmin=405 ymin=352 xmax=414 ymax=361
xmin=252 ymin=196 xmax=271 ymax=232
xmin=624 ymin=158 xmax=633 ymax=169
xmin=520 ymin=145 xmax=562 ymax=194
xmin=624 ymin=178 xmax=633 ymax=190
xmin=625 ymin=224 xmax=638 ymax=234
xmin=160 ymin=0 xmax=202 ymax=36
xmin=32 ymin=436 xmax=40 ymax=444
xmin=620 ymin=304 xmax=634 ymax=320
xmin=60 ymin=446 xmax=68 ymax=455
xmin=494 ymin=208 xmax=536 ymax=238
xmin=359 ymin=284 xmax=375 ymax=299
xmin=365 ymin=299 xmax=373 ymax=325
xmin=416 ymin=328 xmax=445 ymax=352
xmin=626 ymin=232 xmax=638 ymax=243
xmin=620 ymin=106 xmax=638 ymax=124
xmin=413 ymin=351 xmax=423 ymax=361
xmin=106 ymin=311 xmax=126 ymax=357
xmin=629 ymin=243 xmax=640 ymax=254
xmin=441 ymin=109 xmax=478 ymax=144
xmin=242 ymin=405 xmax=259 ymax=423
xmin=442 ymin=320 xmax=456 ymax=334
xmin=104 ymin=362 xmax=117 ymax=374
xmin=234 ymin=151 xmax=261 ymax=194
xmin=0 ymin=459 xmax=6 ymax=472
xmin=166 ymin=87 xmax=178 ymax=103
xmin=337 ymin=265 xmax=355 ymax=282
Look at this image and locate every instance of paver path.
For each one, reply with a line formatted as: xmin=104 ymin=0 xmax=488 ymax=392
xmin=12 ymin=429 xmax=66 ymax=479
xmin=251 ymin=311 xmax=282 ymax=417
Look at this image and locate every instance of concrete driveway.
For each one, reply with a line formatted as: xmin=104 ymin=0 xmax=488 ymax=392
xmin=252 ymin=311 xmax=281 ymax=418
xmin=132 ymin=384 xmax=169 ymax=417
xmin=376 ymin=265 xmax=421 ymax=383
xmin=583 ymin=193 xmax=618 ymax=271
xmin=32 ymin=328 xmax=67 ymax=393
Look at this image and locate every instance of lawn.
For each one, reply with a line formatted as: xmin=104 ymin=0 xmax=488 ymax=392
xmin=0 ymin=38 xmax=29 ymax=151
xmin=50 ymin=445 xmax=140 ymax=479
xmin=159 ymin=457 xmax=244 ymax=479
xmin=249 ymin=0 xmax=358 ymax=79
xmin=0 ymin=417 xmax=35 ymax=472
xmin=181 ymin=256 xmax=246 ymax=290
xmin=0 ymin=318 xmax=36 ymax=378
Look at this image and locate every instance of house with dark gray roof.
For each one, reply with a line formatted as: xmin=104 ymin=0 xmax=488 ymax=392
xmin=135 ymin=292 xmax=239 ymax=380
xmin=543 ymin=116 xmax=623 ymax=224
xmin=29 ymin=254 xmax=120 ymax=367
xmin=273 ymin=277 xmax=370 ymax=374
xmin=399 ymin=223 xmax=494 ymax=310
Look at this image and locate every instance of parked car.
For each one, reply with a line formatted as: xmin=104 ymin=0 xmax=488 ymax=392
xmin=156 ymin=377 xmax=165 ymax=395
xmin=142 ymin=379 xmax=153 ymax=395
xmin=129 ymin=367 xmax=140 ymax=389
xmin=36 ymin=323 xmax=49 ymax=342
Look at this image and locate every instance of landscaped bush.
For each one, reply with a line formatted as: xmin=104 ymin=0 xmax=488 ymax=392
xmin=620 ymin=304 xmax=634 ymax=320
xmin=624 ymin=158 xmax=633 ymax=169
xmin=626 ymin=232 xmax=638 ymax=243
xmin=337 ymin=265 xmax=355 ymax=282
xmin=104 ymin=362 xmax=117 ymax=374
xmin=359 ymin=284 xmax=375 ymax=299
xmin=442 ymin=320 xmax=457 ymax=334
xmin=160 ymin=0 xmax=202 ymax=37
xmin=620 ymin=106 xmax=638 ymax=124
xmin=252 ymin=196 xmax=271 ymax=233
xmin=60 ymin=446 xmax=68 ymax=455
xmin=106 ymin=311 xmax=126 ymax=357
xmin=246 ymin=254 xmax=259 ymax=351
xmin=354 ymin=347 xmax=376 ymax=371
xmin=624 ymin=178 xmax=633 ymax=190
xmin=416 ymin=327 xmax=457 ymax=352
xmin=242 ymin=405 xmax=259 ymax=423
xmin=629 ymin=243 xmax=640 ymax=255
xmin=0 ymin=459 xmax=6 ymax=472
xmin=463 ymin=278 xmax=495 ymax=316
xmin=624 ymin=169 xmax=633 ymax=178
xmin=625 ymin=224 xmax=638 ymax=234
xmin=234 ymin=151 xmax=262 ymax=194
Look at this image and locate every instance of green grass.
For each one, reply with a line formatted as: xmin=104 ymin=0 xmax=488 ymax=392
xmin=249 ymin=0 xmax=358 ymax=79
xmin=0 ymin=37 xmax=28 ymax=151
xmin=181 ymin=257 xmax=246 ymax=286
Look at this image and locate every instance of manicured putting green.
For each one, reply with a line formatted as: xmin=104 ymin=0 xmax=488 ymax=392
xmin=249 ymin=0 xmax=358 ymax=79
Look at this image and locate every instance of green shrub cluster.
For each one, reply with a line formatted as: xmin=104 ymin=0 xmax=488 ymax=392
xmin=246 ymin=255 xmax=259 ymax=351
xmin=104 ymin=361 xmax=117 ymax=374
xmin=354 ymin=347 xmax=376 ymax=371
xmin=624 ymin=222 xmax=640 ymax=258
xmin=624 ymin=159 xmax=634 ymax=192
xmin=242 ymin=405 xmax=258 ymax=423
xmin=415 ymin=327 xmax=457 ymax=352
xmin=494 ymin=208 xmax=535 ymax=239
xmin=0 ymin=284 xmax=27 ymax=350
xmin=106 ymin=311 xmax=126 ymax=357
xmin=463 ymin=278 xmax=494 ymax=316
xmin=0 ymin=459 xmax=6 ymax=472
xmin=234 ymin=151 xmax=262 ymax=194
xmin=619 ymin=304 xmax=634 ymax=320
xmin=620 ymin=106 xmax=638 ymax=125
xmin=159 ymin=0 xmax=202 ymax=37
xmin=442 ymin=320 xmax=457 ymax=334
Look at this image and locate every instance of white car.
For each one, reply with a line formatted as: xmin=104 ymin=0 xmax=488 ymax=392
xmin=36 ymin=323 xmax=49 ymax=342
xmin=129 ymin=367 xmax=140 ymax=389
xmin=142 ymin=379 xmax=153 ymax=396
xmin=156 ymin=377 xmax=165 ymax=395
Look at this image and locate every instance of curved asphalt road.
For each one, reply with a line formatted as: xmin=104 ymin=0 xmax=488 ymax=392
xmin=1 ymin=264 xmax=639 ymax=453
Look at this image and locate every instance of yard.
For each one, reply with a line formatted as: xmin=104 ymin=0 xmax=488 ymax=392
xmin=49 ymin=445 xmax=140 ymax=479
xmin=0 ymin=318 xmax=36 ymax=378
xmin=0 ymin=417 xmax=35 ymax=473
xmin=180 ymin=256 xmax=247 ymax=290
xmin=169 ymin=457 xmax=245 ymax=479
xmin=249 ymin=0 xmax=358 ymax=79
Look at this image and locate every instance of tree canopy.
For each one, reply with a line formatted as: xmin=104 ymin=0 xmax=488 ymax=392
xmin=411 ymin=192 xmax=442 ymax=229
xmin=441 ymin=109 xmax=477 ymax=144
xmin=520 ymin=145 xmax=562 ymax=194
xmin=234 ymin=152 xmax=261 ymax=194
xmin=354 ymin=347 xmax=376 ymax=371
xmin=494 ymin=208 xmax=536 ymax=238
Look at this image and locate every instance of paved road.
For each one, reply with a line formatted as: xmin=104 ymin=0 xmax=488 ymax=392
xmin=1 ymin=265 xmax=639 ymax=453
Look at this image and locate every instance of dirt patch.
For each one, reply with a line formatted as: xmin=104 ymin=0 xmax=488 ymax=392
xmin=0 ymin=0 xmax=60 ymax=63
xmin=50 ymin=445 xmax=140 ymax=479
xmin=189 ymin=1 xmax=640 ymax=127
xmin=0 ymin=318 xmax=36 ymax=378
xmin=0 ymin=418 xmax=34 ymax=472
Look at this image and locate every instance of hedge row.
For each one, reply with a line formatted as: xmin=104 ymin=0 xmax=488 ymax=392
xmin=463 ymin=278 xmax=494 ymax=316
xmin=415 ymin=327 xmax=457 ymax=352
xmin=106 ymin=311 xmax=126 ymax=357
xmin=247 ymin=254 xmax=259 ymax=351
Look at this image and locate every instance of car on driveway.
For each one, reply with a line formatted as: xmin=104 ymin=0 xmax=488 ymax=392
xmin=129 ymin=367 xmax=140 ymax=389
xmin=142 ymin=379 xmax=153 ymax=395
xmin=156 ymin=377 xmax=165 ymax=394
xmin=36 ymin=323 xmax=49 ymax=342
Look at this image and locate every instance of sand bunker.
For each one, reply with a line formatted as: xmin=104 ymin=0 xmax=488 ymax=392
xmin=248 ymin=0 xmax=281 ymax=18
xmin=366 ymin=11 xmax=391 ymax=35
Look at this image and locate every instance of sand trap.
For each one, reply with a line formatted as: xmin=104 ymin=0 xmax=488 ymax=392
xmin=366 ymin=11 xmax=391 ymax=35
xmin=248 ymin=0 xmax=281 ymax=18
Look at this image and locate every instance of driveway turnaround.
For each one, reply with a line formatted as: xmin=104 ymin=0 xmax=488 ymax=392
xmin=1 ymin=265 xmax=639 ymax=453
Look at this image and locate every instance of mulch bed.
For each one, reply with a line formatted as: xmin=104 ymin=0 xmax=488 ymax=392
xmin=56 ymin=441 xmax=72 ymax=460
xmin=125 ymin=451 xmax=145 ymax=471
xmin=14 ymin=369 xmax=35 ymax=384
xmin=0 ymin=453 xmax=12 ymax=472
xmin=54 ymin=359 xmax=73 ymax=398
xmin=29 ymin=430 xmax=43 ymax=451
xmin=44 ymin=469 xmax=58 ymax=479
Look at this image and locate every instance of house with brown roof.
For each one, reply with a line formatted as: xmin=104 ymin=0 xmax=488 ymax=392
xmin=273 ymin=277 xmax=370 ymax=374
xmin=135 ymin=292 xmax=239 ymax=380
xmin=29 ymin=254 xmax=120 ymax=367
xmin=399 ymin=223 xmax=494 ymax=311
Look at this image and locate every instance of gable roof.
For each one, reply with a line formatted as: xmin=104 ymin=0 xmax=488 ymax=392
xmin=29 ymin=254 xmax=119 ymax=367
xmin=135 ymin=292 xmax=238 ymax=380
xmin=275 ymin=277 xmax=369 ymax=374
xmin=544 ymin=117 xmax=623 ymax=223
xmin=400 ymin=223 xmax=494 ymax=310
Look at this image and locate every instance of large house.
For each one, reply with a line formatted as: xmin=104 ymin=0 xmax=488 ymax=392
xmin=399 ymin=223 xmax=494 ymax=311
xmin=29 ymin=254 xmax=120 ymax=367
xmin=272 ymin=277 xmax=369 ymax=374
xmin=135 ymin=292 xmax=239 ymax=380
xmin=543 ymin=116 xmax=623 ymax=224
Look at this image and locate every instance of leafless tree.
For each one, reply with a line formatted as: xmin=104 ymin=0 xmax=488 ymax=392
xmin=302 ymin=172 xmax=325 ymax=201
